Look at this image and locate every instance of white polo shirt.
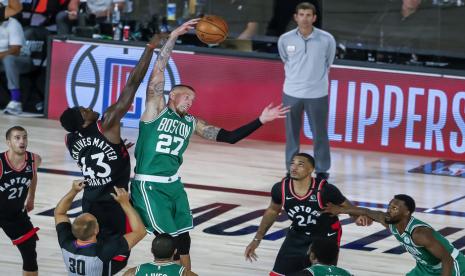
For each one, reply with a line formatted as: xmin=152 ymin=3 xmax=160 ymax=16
xmin=0 ymin=17 xmax=24 ymax=52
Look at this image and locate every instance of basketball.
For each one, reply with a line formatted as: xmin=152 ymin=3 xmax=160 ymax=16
xmin=195 ymin=15 xmax=229 ymax=44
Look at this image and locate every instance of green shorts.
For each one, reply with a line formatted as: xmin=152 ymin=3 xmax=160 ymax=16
xmin=131 ymin=178 xmax=193 ymax=236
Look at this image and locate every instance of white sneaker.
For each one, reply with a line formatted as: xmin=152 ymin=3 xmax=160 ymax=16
xmin=4 ymin=101 xmax=23 ymax=115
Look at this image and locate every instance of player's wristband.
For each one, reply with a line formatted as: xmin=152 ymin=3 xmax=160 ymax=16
xmin=253 ymin=238 xmax=261 ymax=242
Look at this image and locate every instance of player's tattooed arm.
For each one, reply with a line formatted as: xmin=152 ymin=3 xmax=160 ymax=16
xmin=195 ymin=118 xmax=221 ymax=141
xmin=141 ymin=33 xmax=179 ymax=121
xmin=104 ymin=35 xmax=161 ymax=129
xmin=141 ymin=19 xmax=199 ymax=122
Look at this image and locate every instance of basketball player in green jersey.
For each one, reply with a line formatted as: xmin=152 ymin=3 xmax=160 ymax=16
xmin=123 ymin=233 xmax=198 ymax=276
xmin=130 ymin=19 xmax=289 ymax=271
xmin=291 ymin=238 xmax=352 ymax=276
xmin=324 ymin=194 xmax=465 ymax=276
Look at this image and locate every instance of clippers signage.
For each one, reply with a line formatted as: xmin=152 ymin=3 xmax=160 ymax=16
xmin=48 ymin=39 xmax=465 ymax=159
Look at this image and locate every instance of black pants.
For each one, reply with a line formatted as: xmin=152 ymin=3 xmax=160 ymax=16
xmin=82 ymin=199 xmax=127 ymax=237
xmin=82 ymin=199 xmax=130 ymax=275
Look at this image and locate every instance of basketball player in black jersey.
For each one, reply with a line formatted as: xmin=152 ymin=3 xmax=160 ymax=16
xmin=59 ymin=34 xmax=161 ymax=273
xmin=0 ymin=126 xmax=41 ymax=276
xmin=244 ymin=153 xmax=368 ymax=276
xmin=54 ymin=180 xmax=146 ymax=276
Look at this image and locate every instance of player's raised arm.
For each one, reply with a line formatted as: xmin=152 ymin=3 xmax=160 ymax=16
xmin=195 ymin=103 xmax=289 ymax=142
xmin=101 ymin=35 xmax=161 ymax=133
xmin=141 ymin=19 xmax=199 ymax=122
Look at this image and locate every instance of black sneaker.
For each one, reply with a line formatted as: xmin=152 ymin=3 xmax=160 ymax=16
xmin=316 ymin=172 xmax=329 ymax=181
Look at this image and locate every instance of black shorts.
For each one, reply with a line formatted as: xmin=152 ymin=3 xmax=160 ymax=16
xmin=272 ymin=228 xmax=340 ymax=275
xmin=82 ymin=199 xmax=128 ymax=238
xmin=0 ymin=211 xmax=38 ymax=245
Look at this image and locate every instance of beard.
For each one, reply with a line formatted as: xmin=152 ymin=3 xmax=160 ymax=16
xmin=176 ymin=106 xmax=188 ymax=117
xmin=385 ymin=216 xmax=401 ymax=224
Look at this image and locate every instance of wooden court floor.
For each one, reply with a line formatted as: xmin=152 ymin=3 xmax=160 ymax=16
xmin=1 ymin=114 xmax=464 ymax=275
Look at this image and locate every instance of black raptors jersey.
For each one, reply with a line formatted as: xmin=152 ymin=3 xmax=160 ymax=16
xmin=271 ymin=177 xmax=345 ymax=236
xmin=0 ymin=151 xmax=35 ymax=219
xmin=66 ymin=121 xmax=130 ymax=202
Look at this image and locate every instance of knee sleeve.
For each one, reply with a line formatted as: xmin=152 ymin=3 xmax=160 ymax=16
xmin=175 ymin=232 xmax=191 ymax=256
xmin=17 ymin=238 xmax=38 ymax=272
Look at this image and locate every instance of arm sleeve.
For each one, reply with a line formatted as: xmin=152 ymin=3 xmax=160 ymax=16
xmin=216 ymin=118 xmax=262 ymax=144
xmin=56 ymin=222 xmax=74 ymax=247
xmin=322 ymin=183 xmax=346 ymax=205
xmin=271 ymin=182 xmax=282 ymax=205
xmin=100 ymin=236 xmax=129 ymax=262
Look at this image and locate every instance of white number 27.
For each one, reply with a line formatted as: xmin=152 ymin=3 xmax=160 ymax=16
xmin=156 ymin=134 xmax=184 ymax=156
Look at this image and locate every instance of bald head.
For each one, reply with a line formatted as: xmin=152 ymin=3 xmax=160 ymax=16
xmin=169 ymin=85 xmax=195 ymax=100
xmin=72 ymin=213 xmax=99 ymax=241
xmin=168 ymin=84 xmax=196 ymax=116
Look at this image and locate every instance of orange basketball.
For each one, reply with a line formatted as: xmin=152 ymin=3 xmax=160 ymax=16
xmin=195 ymin=15 xmax=228 ymax=44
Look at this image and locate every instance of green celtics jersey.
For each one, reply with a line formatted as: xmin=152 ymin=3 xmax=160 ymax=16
xmin=135 ymin=261 xmax=185 ymax=276
xmin=305 ymin=264 xmax=352 ymax=275
xmin=389 ymin=216 xmax=458 ymax=272
xmin=135 ymin=108 xmax=196 ymax=176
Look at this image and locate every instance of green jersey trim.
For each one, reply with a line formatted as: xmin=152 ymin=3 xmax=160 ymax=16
xmin=141 ymin=107 xmax=169 ymax=124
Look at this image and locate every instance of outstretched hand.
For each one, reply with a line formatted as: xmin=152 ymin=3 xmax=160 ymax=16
xmin=110 ymin=186 xmax=131 ymax=205
xmin=171 ymin=18 xmax=201 ymax=37
xmin=322 ymin=202 xmax=345 ymax=215
xmin=258 ymin=103 xmax=290 ymax=124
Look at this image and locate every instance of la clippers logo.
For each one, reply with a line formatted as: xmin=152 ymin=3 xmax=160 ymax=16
xmin=66 ymin=44 xmax=181 ymax=127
